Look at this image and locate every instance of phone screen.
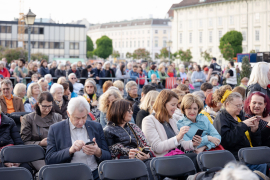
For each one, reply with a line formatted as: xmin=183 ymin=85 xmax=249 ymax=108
xmin=195 ymin=129 xmax=203 ymax=137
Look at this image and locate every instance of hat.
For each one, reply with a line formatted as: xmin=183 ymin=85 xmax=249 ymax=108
xmin=204 ymin=67 xmax=209 ymax=71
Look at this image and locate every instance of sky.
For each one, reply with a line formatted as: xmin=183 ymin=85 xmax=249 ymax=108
xmin=0 ymin=0 xmax=181 ymax=24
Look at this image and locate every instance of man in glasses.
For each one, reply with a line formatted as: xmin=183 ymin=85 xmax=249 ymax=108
xmin=0 ymin=79 xmax=25 ymax=114
xmin=68 ymin=73 xmax=83 ymax=94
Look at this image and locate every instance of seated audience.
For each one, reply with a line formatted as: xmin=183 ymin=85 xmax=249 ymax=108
xmin=57 ymin=76 xmax=67 ymax=84
xmin=21 ymin=92 xmax=62 ymax=170
xmin=210 ymin=76 xmax=220 ymax=92
xmin=171 ymin=89 xmax=185 ymax=121
xmin=103 ymin=99 xmax=154 ymax=179
xmin=49 ymin=61 xmax=57 ymax=77
xmin=240 ymin=77 xmax=249 ymax=89
xmin=55 ymin=63 xmax=66 ymax=78
xmin=136 ymin=90 xmax=159 ymax=129
xmin=27 ymin=64 xmax=39 ymax=78
xmin=183 ymin=79 xmax=195 ymax=91
xmin=45 ymin=74 xmax=53 ymax=90
xmin=40 ymin=59 xmax=50 ymax=77
xmin=27 ymin=73 xmax=39 ymax=89
xmin=68 ymin=63 xmax=81 ymax=78
xmin=201 ymin=82 xmax=213 ymax=106
xmin=102 ymin=81 xmax=113 ymax=93
xmin=0 ymin=61 xmax=10 ymax=78
xmin=0 ymin=79 xmax=25 ymax=114
xmin=68 ymin=81 xmax=78 ymax=98
xmin=14 ymin=58 xmax=28 ymax=84
xmin=68 ymin=73 xmax=83 ymax=94
xmin=13 ymin=83 xmax=27 ymax=103
xmin=60 ymin=82 xmax=71 ymax=100
xmin=177 ymin=94 xmax=221 ymax=152
xmin=99 ymin=89 xmax=123 ymax=128
xmin=200 ymin=93 xmax=222 ymax=124
xmin=125 ymin=81 xmax=140 ymax=105
xmin=24 ymin=83 xmax=41 ymax=112
xmin=213 ymin=88 xmax=267 ymax=174
xmin=102 ymin=62 xmax=116 ymax=85
xmin=142 ymin=90 xmax=201 ymax=171
xmin=81 ymin=65 xmax=94 ymax=79
xmin=82 ymin=79 xmax=101 ymax=122
xmin=148 ymin=64 xmax=160 ymax=81
xmin=0 ymin=104 xmax=31 ymax=172
xmin=45 ymin=96 xmax=111 ymax=179
xmin=113 ymin=80 xmax=125 ymax=96
xmin=244 ymin=92 xmax=270 ymax=147
xmin=233 ymin=86 xmax=246 ymax=101
xmin=38 ymin=78 xmax=49 ymax=92
xmin=177 ymin=84 xmax=190 ymax=94
xmin=192 ymin=91 xmax=206 ymax=104
xmin=149 ymin=74 xmax=164 ymax=89
xmin=50 ymin=83 xmax=69 ymax=120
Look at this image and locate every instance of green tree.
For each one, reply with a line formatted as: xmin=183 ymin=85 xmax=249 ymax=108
xmin=201 ymin=50 xmax=211 ymax=62
xmin=2 ymin=48 xmax=27 ymax=63
xmin=87 ymin=51 xmax=94 ymax=58
xmin=159 ymin=47 xmax=169 ymax=58
xmin=31 ymin=52 xmax=48 ymax=61
xmin=126 ymin=52 xmax=132 ymax=58
xmin=155 ymin=53 xmax=159 ymax=59
xmin=178 ymin=49 xmax=193 ymax=62
xmin=250 ymin=50 xmax=256 ymax=53
xmin=93 ymin=36 xmax=113 ymax=60
xmin=132 ymin=48 xmax=150 ymax=59
xmin=87 ymin=36 xmax=94 ymax=52
xmin=219 ymin=30 xmax=243 ymax=57
xmin=112 ymin=50 xmax=120 ymax=58
xmin=221 ymin=43 xmax=235 ymax=60
xmin=240 ymin=56 xmax=251 ymax=80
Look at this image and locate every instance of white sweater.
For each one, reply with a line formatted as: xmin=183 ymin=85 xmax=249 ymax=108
xmin=142 ymin=114 xmax=194 ymax=157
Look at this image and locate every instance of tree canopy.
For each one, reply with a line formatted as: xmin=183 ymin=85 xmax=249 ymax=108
xmin=221 ymin=43 xmax=235 ymax=61
xmin=219 ymin=30 xmax=243 ymax=57
xmin=86 ymin=36 xmax=94 ymax=52
xmin=132 ymin=48 xmax=150 ymax=59
xmin=178 ymin=49 xmax=193 ymax=62
xmin=93 ymin=36 xmax=113 ymax=60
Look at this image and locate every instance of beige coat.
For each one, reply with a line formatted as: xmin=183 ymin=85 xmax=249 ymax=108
xmin=0 ymin=95 xmax=25 ymax=114
xmin=142 ymin=114 xmax=194 ymax=157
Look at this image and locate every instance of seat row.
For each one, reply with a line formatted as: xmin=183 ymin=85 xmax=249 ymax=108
xmin=1 ymin=145 xmax=270 ymax=180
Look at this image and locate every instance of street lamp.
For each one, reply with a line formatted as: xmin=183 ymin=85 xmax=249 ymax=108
xmin=24 ymin=9 xmax=36 ymax=62
xmin=167 ymin=40 xmax=172 ymax=61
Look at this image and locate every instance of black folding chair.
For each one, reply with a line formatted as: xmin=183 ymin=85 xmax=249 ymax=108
xmin=150 ymin=155 xmax=196 ymax=180
xmin=0 ymin=167 xmax=33 ymax=180
xmin=98 ymin=159 xmax=149 ymax=180
xmin=39 ymin=163 xmax=93 ymax=180
xmin=197 ymin=150 xmax=236 ymax=171
xmin=1 ymin=145 xmax=45 ymax=176
xmin=9 ymin=112 xmax=30 ymax=130
xmin=238 ymin=146 xmax=270 ymax=165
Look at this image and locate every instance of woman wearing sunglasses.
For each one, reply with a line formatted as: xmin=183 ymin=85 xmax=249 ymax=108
xmin=21 ymin=92 xmax=62 ymax=170
xmin=244 ymin=91 xmax=270 ymax=147
xmin=213 ymin=86 xmax=268 ymax=175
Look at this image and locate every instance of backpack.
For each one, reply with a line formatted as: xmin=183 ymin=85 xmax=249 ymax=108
xmin=187 ymin=167 xmax=222 ymax=180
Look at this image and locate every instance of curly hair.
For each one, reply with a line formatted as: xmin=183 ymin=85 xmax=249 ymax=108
xmin=99 ymin=89 xmax=123 ymax=113
xmin=213 ymin=85 xmax=232 ymax=103
xmin=177 ymin=84 xmax=189 ymax=91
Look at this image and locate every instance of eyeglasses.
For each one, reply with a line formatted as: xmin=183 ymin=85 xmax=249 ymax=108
xmin=40 ymin=105 xmax=53 ymax=109
xmin=130 ymin=88 xmax=138 ymax=91
xmin=127 ymin=108 xmax=133 ymax=113
xmin=230 ymin=103 xmax=243 ymax=109
xmin=2 ymin=88 xmax=10 ymax=91
xmin=71 ymin=78 xmax=77 ymax=80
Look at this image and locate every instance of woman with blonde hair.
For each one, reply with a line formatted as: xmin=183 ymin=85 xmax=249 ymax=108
xmin=57 ymin=77 xmax=66 ymax=84
xmin=136 ymin=90 xmax=159 ymax=129
xmin=24 ymin=83 xmax=42 ymax=112
xmin=246 ymin=62 xmax=270 ymax=98
xmin=13 ymin=83 xmax=27 ymax=103
xmin=99 ymin=89 xmax=123 ymax=128
xmin=113 ymin=80 xmax=124 ymax=95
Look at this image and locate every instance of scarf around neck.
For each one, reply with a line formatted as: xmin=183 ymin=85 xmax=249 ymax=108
xmin=54 ymin=98 xmax=63 ymax=109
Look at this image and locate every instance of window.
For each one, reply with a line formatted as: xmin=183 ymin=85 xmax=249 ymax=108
xmin=243 ymin=47 xmax=246 ymax=53
xmin=60 ymin=42 xmax=64 ymax=49
xmin=54 ymin=42 xmax=60 ymax=49
xmin=0 ymin=26 xmax=12 ymax=33
xmin=70 ymin=42 xmax=79 ymax=49
xmin=148 ymin=30 xmax=150 ymax=34
xmin=242 ymin=15 xmax=247 ymax=24
xmin=179 ymin=21 xmax=182 ymax=29
xmin=6 ymin=41 xmax=12 ymax=48
xmin=49 ymin=42 xmax=54 ymax=49
xmin=189 ymin=32 xmax=192 ymax=43
xmin=255 ymin=46 xmax=260 ymax=52
xmin=155 ymin=40 xmax=158 ymax=47
xmin=45 ymin=42 xmax=49 ymax=49
xmin=119 ymin=42 xmax=121 ymax=48
xmin=218 ymin=17 xmax=222 ymax=26
xmin=74 ymin=43 xmax=79 ymax=49
xmin=219 ymin=31 xmax=222 ymax=40
xmin=189 ymin=20 xmax=192 ymax=28
xmin=242 ymin=31 xmax=246 ymax=41
xmin=199 ymin=32 xmax=203 ymax=43
xmin=209 ymin=31 xmax=212 ymax=43
xmin=255 ymin=13 xmax=260 ymax=22
xmin=230 ymin=16 xmax=234 ymax=25
xmin=70 ymin=56 xmax=79 ymax=58
xmin=122 ymin=42 xmax=124 ymax=48
xmin=126 ymin=41 xmax=128 ymax=48
xmin=209 ymin=48 xmax=212 ymax=53
xmin=255 ymin=30 xmax=260 ymax=41
xmin=130 ymin=41 xmax=132 ymax=47
xmin=142 ymin=40 xmax=144 ymax=47
xmin=163 ymin=40 xmax=166 ymax=47
xmin=180 ymin=33 xmax=182 ymax=44
xmin=209 ymin=18 xmax=213 ymax=27
xmin=147 ymin=40 xmax=150 ymax=47
xmin=199 ymin=47 xmax=203 ymax=53
xmin=155 ymin=30 xmax=158 ymax=34
xmin=134 ymin=41 xmax=136 ymax=47
xmin=163 ymin=30 xmax=166 ymax=34
xmin=115 ymin=42 xmax=117 ymax=48
xmin=12 ymin=41 xmax=17 ymax=48
xmin=138 ymin=41 xmax=140 ymax=47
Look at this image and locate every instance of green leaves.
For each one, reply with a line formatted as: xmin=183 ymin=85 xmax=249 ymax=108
xmin=221 ymin=43 xmax=234 ymax=61
xmin=178 ymin=49 xmax=192 ymax=62
xmin=240 ymin=56 xmax=251 ymax=80
xmin=93 ymin=36 xmax=113 ymax=60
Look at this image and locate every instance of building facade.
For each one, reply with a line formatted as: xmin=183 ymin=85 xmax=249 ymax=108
xmin=0 ymin=21 xmax=86 ymax=61
xmin=87 ymin=19 xmax=172 ymax=60
xmin=170 ymin=0 xmax=270 ymax=66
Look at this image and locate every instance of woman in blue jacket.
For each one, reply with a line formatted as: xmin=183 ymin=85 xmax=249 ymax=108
xmin=39 ymin=59 xmax=50 ymax=77
xmin=148 ymin=65 xmax=160 ymax=82
xmin=177 ymin=94 xmax=221 ymax=154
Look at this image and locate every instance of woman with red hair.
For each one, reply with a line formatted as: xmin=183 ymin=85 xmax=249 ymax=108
xmin=244 ymin=91 xmax=270 ymax=147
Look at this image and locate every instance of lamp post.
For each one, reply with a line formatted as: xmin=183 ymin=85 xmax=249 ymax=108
xmin=167 ymin=40 xmax=172 ymax=62
xmin=24 ymin=9 xmax=36 ymax=62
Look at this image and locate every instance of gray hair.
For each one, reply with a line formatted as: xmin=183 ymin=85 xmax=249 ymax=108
xmin=125 ymin=81 xmax=137 ymax=92
xmin=67 ymin=96 xmax=90 ymax=115
xmin=58 ymin=63 xmax=65 ymax=69
xmin=248 ymin=62 xmax=270 ymax=88
xmin=50 ymin=83 xmax=64 ymax=94
xmin=0 ymin=61 xmax=5 ymax=67
xmin=192 ymin=91 xmax=205 ymax=103
xmin=210 ymin=76 xmax=218 ymax=84
xmin=224 ymin=92 xmax=242 ymax=106
xmin=68 ymin=73 xmax=76 ymax=79
xmin=13 ymin=83 xmax=26 ymax=96
xmin=1 ymin=79 xmax=13 ymax=88
xmin=45 ymin=74 xmax=52 ymax=80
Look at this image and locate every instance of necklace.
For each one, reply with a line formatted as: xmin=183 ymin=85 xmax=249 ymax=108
xmin=121 ymin=126 xmax=131 ymax=144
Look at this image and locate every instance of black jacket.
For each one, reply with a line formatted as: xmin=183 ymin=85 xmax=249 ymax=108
xmin=68 ymin=69 xmax=81 ymax=78
xmin=125 ymin=94 xmax=140 ymax=106
xmin=81 ymin=68 xmax=93 ymax=78
xmin=148 ymin=82 xmax=164 ymax=89
xmin=55 ymin=69 xmax=66 ymax=78
xmin=52 ymin=96 xmax=69 ymax=119
xmin=27 ymin=70 xmax=39 ymax=77
xmin=102 ymin=69 xmax=115 ymax=85
xmin=246 ymin=83 xmax=270 ymax=99
xmin=132 ymin=101 xmax=140 ymax=122
xmin=0 ymin=113 xmax=24 ymax=147
xmin=50 ymin=67 xmax=57 ymax=77
xmin=214 ymin=109 xmax=261 ymax=160
xmin=40 ymin=66 xmax=50 ymax=77
xmin=136 ymin=109 xmax=150 ymax=129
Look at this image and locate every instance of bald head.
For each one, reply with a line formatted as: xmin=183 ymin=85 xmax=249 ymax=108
xmin=151 ymin=74 xmax=157 ymax=80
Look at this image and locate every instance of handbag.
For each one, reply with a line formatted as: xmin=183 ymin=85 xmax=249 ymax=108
xmin=164 ymin=148 xmax=185 ymax=156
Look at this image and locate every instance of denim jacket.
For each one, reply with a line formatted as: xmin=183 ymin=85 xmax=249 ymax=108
xmin=177 ymin=114 xmax=221 ymax=150
xmin=129 ymin=70 xmax=139 ymax=81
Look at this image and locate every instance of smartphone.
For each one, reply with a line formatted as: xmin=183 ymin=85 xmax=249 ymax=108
xmin=142 ymin=147 xmax=150 ymax=154
xmin=85 ymin=141 xmax=95 ymax=146
xmin=195 ymin=129 xmax=204 ymax=137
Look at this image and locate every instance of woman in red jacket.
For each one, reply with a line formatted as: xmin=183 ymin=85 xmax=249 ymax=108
xmin=0 ymin=61 xmax=10 ymax=78
xmin=167 ymin=66 xmax=174 ymax=77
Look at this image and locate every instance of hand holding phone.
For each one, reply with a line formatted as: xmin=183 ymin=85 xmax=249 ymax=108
xmin=192 ymin=129 xmax=203 ymax=142
xmin=85 ymin=141 xmax=95 ymax=146
xmin=142 ymin=147 xmax=150 ymax=154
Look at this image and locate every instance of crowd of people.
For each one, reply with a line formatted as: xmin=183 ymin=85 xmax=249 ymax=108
xmin=0 ymin=56 xmax=270 ymax=180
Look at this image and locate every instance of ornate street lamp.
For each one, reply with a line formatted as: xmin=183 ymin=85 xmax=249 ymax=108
xmin=24 ymin=9 xmax=36 ymax=62
xmin=167 ymin=40 xmax=172 ymax=61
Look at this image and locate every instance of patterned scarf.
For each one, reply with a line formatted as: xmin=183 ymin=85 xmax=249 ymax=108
xmin=29 ymin=97 xmax=37 ymax=111
xmin=54 ymin=98 xmax=63 ymax=110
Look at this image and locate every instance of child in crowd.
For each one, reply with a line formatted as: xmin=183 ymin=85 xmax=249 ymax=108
xmin=173 ymin=77 xmax=182 ymax=88
xmin=183 ymin=79 xmax=194 ymax=91
xmin=240 ymin=77 xmax=249 ymax=89
xmin=210 ymin=76 xmax=220 ymax=92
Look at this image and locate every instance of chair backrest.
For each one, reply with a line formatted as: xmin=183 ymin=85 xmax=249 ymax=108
xmin=238 ymin=146 xmax=270 ymax=164
xmin=150 ymin=155 xmax=196 ymax=180
xmin=1 ymin=145 xmax=45 ymax=163
xmin=0 ymin=167 xmax=33 ymax=180
xmin=98 ymin=159 xmax=149 ymax=180
xmin=9 ymin=112 xmax=30 ymax=129
xmin=39 ymin=163 xmax=93 ymax=180
xmin=197 ymin=150 xmax=236 ymax=171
